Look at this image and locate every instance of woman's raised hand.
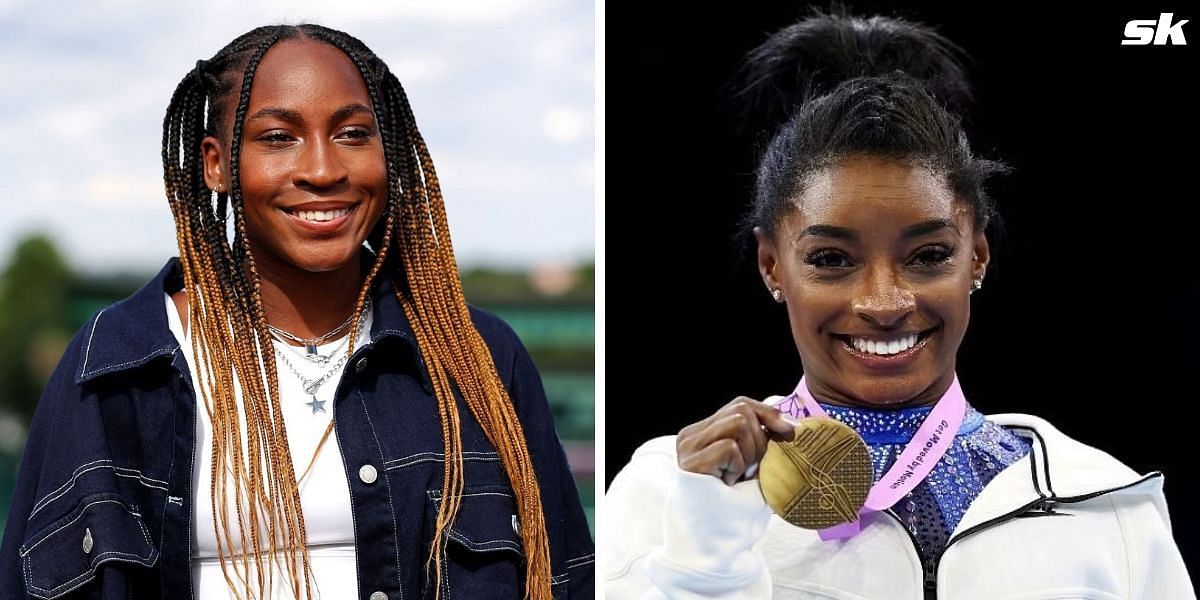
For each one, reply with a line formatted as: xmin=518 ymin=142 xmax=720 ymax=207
xmin=677 ymin=397 xmax=797 ymax=485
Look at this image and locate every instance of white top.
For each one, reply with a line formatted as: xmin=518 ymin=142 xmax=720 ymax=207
xmin=604 ymin=414 xmax=1196 ymax=599
xmin=164 ymin=293 xmax=367 ymax=599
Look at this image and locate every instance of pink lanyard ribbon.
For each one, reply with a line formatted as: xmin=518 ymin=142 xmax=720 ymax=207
xmin=772 ymin=376 xmax=966 ymax=540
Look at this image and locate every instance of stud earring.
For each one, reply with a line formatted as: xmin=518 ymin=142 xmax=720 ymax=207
xmin=771 ymin=289 xmax=783 ymax=303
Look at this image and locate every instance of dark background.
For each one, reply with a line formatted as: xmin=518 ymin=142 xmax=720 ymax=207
xmin=606 ymin=1 xmax=1198 ymax=576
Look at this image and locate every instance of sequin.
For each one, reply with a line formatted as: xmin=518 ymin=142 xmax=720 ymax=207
xmin=818 ymin=401 xmax=1031 ymax=562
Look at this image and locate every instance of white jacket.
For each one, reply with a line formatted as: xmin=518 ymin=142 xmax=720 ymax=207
xmin=604 ymin=413 xmax=1195 ymax=599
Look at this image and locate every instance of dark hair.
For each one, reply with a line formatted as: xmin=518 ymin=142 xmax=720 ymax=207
xmin=736 ymin=9 xmax=1008 ymax=241
xmin=161 ymin=24 xmax=552 ymax=600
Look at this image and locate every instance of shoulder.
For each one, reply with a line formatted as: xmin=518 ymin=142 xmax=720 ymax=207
xmin=610 ymin=436 xmax=680 ymax=492
xmin=986 ymin=413 xmax=1177 ymax=527
xmin=69 ymin=260 xmax=179 ymax=385
xmin=467 ymin=304 xmax=523 ymax=353
xmin=629 ymin=435 xmax=679 ymax=463
xmin=465 ymin=304 xmax=536 ymax=386
xmin=988 ymin=412 xmax=1144 ymax=482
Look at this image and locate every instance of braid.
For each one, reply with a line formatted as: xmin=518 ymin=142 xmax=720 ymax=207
xmin=165 ymin=26 xmax=322 ymax=599
xmin=163 ymin=24 xmax=555 ymax=600
xmin=309 ymin=26 xmax=554 ymax=597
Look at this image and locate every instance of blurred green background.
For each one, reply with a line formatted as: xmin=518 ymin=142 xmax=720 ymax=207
xmin=0 ymin=233 xmax=595 ymax=537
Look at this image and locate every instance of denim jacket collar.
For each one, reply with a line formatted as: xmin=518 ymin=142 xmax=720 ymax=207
xmin=73 ymin=256 xmax=432 ymax=392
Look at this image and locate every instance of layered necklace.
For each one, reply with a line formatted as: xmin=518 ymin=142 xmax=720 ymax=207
xmin=268 ymin=299 xmax=364 ymax=361
xmin=270 ymin=298 xmax=370 ymax=415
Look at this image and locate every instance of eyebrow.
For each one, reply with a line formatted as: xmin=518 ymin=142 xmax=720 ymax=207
xmin=330 ymin=103 xmax=375 ymax=124
xmin=798 ymin=224 xmax=857 ymax=241
xmin=901 ymin=218 xmax=959 ymax=238
xmin=797 ymin=218 xmax=959 ymax=241
xmin=247 ymin=107 xmax=302 ymax=123
xmin=246 ymin=103 xmax=375 ymax=125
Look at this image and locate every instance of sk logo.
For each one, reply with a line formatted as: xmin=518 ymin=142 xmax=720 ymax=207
xmin=1122 ymin=13 xmax=1189 ymax=45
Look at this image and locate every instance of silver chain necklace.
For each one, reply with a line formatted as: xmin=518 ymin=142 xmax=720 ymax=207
xmin=272 ymin=307 xmax=368 ymax=415
xmin=272 ymin=327 xmax=352 ymax=366
xmin=267 ymin=299 xmax=369 ymax=357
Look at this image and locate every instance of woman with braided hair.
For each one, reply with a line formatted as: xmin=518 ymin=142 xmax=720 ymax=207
xmin=0 ymin=24 xmax=593 ymax=599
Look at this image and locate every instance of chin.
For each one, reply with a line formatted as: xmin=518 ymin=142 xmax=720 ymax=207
xmin=846 ymin=376 xmax=934 ymax=408
xmin=291 ymin=245 xmax=362 ymax=273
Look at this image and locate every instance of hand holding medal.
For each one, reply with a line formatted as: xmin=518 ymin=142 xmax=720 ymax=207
xmin=760 ymin=377 xmax=967 ymax=540
xmin=676 ymin=396 xmax=799 ymax=485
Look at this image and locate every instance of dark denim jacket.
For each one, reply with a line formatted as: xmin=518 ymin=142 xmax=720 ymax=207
xmin=0 ymin=258 xmax=595 ymax=599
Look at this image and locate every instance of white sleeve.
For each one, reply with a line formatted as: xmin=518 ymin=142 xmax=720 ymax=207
xmin=603 ymin=436 xmax=774 ymax=599
xmin=1118 ymin=486 xmax=1196 ymax=599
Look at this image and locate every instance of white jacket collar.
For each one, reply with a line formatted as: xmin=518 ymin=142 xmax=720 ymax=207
xmin=953 ymin=412 xmax=1163 ymax=536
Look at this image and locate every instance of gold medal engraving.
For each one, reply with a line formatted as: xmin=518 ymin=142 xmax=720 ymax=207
xmin=759 ymin=418 xmax=872 ymax=529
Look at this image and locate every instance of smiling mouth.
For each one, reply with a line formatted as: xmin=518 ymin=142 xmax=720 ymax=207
xmin=281 ymin=205 xmax=357 ymax=223
xmin=836 ymin=328 xmax=936 ymax=357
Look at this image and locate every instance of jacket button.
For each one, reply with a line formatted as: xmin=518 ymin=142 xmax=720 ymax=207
xmin=369 ymin=592 xmax=387 ymax=600
xmin=82 ymin=528 xmax=93 ymax=554
xmin=355 ymin=357 xmax=368 ymax=374
xmin=358 ymin=464 xmax=378 ymax=484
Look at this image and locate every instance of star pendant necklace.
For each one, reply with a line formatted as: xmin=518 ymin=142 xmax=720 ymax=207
xmin=271 ymin=302 xmax=369 ymax=415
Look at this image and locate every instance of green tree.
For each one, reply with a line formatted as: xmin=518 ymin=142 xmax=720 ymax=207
xmin=0 ymin=234 xmax=72 ymax=422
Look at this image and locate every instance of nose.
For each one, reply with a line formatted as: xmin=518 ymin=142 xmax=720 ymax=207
xmin=294 ymin=137 xmax=349 ymax=189
xmin=852 ymin=264 xmax=916 ymax=328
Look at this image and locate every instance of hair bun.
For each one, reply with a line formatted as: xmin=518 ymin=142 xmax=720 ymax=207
xmin=735 ymin=8 xmax=972 ymax=133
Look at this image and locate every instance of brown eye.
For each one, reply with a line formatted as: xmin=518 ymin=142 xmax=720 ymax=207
xmin=805 ymin=249 xmax=853 ymax=269
xmin=339 ymin=127 xmax=371 ymax=140
xmin=258 ymin=131 xmax=295 ymax=145
xmin=909 ymin=244 xmax=954 ymax=267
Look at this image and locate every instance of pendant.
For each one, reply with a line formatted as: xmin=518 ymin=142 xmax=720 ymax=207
xmin=305 ymin=343 xmax=319 ymax=356
xmin=304 ymin=353 xmax=330 ymax=366
xmin=759 ymin=418 xmax=872 ymax=529
xmin=306 ymin=396 xmax=327 ymax=415
xmin=303 ymin=380 xmax=321 ymax=395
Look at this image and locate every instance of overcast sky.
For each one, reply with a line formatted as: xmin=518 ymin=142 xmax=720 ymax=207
xmin=0 ymin=0 xmax=594 ymax=274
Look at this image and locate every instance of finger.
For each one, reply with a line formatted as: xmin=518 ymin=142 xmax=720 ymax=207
xmin=717 ymin=441 xmax=748 ymax=486
xmin=720 ymin=396 xmax=800 ymax=436
xmin=730 ymin=403 xmax=768 ymax=466
xmin=677 ymin=399 xmax=754 ymax=452
xmin=691 ymin=411 xmax=761 ymax=469
xmin=746 ymin=402 xmax=802 ymax=438
xmin=679 ymin=438 xmax=746 ymax=485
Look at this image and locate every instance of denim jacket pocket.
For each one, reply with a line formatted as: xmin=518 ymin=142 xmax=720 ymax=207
xmin=19 ymin=493 xmax=159 ymax=600
xmin=428 ymin=485 xmax=525 ymax=599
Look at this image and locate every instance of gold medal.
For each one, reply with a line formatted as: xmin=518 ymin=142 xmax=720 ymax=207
xmin=759 ymin=417 xmax=872 ymax=529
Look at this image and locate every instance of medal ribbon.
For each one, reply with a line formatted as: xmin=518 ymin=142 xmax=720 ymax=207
xmin=772 ymin=376 xmax=966 ymax=540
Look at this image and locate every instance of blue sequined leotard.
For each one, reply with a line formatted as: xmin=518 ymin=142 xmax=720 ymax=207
xmin=815 ymin=402 xmax=1031 ymax=562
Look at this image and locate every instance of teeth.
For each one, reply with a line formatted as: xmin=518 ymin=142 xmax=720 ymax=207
xmin=849 ymin=333 xmax=920 ymax=356
xmin=295 ymin=207 xmax=351 ymax=222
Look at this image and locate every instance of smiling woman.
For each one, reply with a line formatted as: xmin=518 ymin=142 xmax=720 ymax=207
xmin=758 ymin=156 xmax=989 ymax=409
xmin=603 ymin=9 xmax=1193 ymax=599
xmin=0 ymin=24 xmax=593 ymax=600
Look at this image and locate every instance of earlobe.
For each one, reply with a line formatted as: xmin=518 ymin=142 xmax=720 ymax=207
xmin=971 ymin=234 xmax=990 ymax=293
xmin=754 ymin=226 xmax=784 ymax=302
xmin=201 ymin=135 xmax=225 ymax=192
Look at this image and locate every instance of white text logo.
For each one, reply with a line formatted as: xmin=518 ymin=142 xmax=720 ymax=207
xmin=1122 ymin=13 xmax=1189 ymax=45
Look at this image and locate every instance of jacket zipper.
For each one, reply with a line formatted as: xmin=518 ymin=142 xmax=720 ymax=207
xmin=882 ymin=510 xmax=939 ymax=600
xmin=893 ymin=471 xmax=1162 ymax=599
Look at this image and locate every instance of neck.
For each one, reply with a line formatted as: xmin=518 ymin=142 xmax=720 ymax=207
xmin=805 ymin=372 xmax=955 ymax=410
xmin=250 ymin=253 xmax=366 ymax=342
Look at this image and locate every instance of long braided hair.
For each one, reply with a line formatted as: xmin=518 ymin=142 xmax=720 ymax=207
xmin=162 ymin=24 xmax=551 ymax=599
